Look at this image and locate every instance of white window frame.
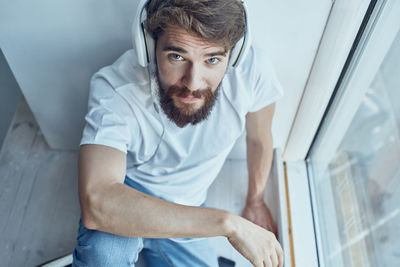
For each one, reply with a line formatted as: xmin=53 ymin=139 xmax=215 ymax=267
xmin=309 ymin=0 xmax=400 ymax=168
xmin=308 ymin=1 xmax=400 ymax=265
xmin=283 ymin=0 xmax=372 ymax=264
xmin=285 ymin=0 xmax=400 ymax=267
xmin=283 ymin=0 xmax=371 ymax=161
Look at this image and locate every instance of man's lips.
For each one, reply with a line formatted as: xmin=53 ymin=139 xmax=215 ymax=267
xmin=178 ymin=95 xmax=201 ymax=103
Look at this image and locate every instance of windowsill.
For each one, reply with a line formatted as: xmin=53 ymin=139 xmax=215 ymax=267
xmin=285 ymin=160 xmax=319 ymax=267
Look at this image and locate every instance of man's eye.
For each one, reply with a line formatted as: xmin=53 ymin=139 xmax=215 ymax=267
xmin=169 ymin=54 xmax=183 ymax=61
xmin=207 ymin=57 xmax=220 ymax=64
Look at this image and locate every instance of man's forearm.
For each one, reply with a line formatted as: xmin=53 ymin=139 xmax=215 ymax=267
xmin=83 ymin=181 xmax=283 ymax=266
xmin=82 ymin=182 xmax=234 ymax=239
xmin=245 ymin=133 xmax=273 ymax=203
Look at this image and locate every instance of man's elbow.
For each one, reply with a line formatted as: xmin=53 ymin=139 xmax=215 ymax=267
xmin=81 ymin=214 xmax=97 ymax=230
xmin=79 ymin=189 xmax=103 ymax=230
xmin=246 ymin=133 xmax=272 ymax=150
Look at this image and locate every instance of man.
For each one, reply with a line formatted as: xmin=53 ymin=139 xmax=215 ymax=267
xmin=73 ymin=0 xmax=284 ymax=266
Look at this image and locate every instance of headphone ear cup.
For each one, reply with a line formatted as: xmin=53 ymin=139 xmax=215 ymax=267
xmin=229 ymin=0 xmax=251 ymax=68
xmin=132 ymin=0 xmax=154 ymax=67
xmin=142 ymin=24 xmax=156 ymax=66
xmin=229 ymin=36 xmax=244 ymax=67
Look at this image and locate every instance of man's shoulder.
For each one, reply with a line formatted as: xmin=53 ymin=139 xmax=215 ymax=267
xmin=92 ymin=49 xmax=150 ymax=91
xmin=221 ymin=44 xmax=283 ymax=112
xmin=226 ymin=44 xmax=279 ymax=90
xmin=233 ymin=44 xmax=271 ymax=74
xmin=88 ymin=49 xmax=154 ymax=107
xmin=223 ymin=45 xmax=266 ymax=90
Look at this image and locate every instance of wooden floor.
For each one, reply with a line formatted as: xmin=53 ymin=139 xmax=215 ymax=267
xmin=0 ymin=98 xmax=80 ymax=266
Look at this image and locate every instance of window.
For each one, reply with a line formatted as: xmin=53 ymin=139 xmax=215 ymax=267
xmin=306 ymin=0 xmax=400 ymax=266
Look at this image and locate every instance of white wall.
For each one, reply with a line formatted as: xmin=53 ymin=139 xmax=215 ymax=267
xmin=230 ymin=0 xmax=332 ymax=158
xmin=0 ymin=0 xmax=137 ymax=149
xmin=0 ymin=0 xmax=332 ymax=151
xmin=248 ymin=0 xmax=332 ymax=148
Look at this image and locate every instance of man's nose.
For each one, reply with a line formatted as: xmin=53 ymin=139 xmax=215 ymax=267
xmin=182 ymin=63 xmax=205 ymax=91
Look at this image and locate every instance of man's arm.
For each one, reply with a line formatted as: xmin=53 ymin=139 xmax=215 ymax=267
xmin=243 ymin=103 xmax=278 ymax=235
xmin=79 ymin=144 xmax=228 ymax=238
xmin=79 ymin=144 xmax=283 ymax=267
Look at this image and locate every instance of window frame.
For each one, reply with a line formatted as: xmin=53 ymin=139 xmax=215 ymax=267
xmin=283 ymin=0 xmax=371 ymax=161
xmin=285 ymin=0 xmax=400 ymax=266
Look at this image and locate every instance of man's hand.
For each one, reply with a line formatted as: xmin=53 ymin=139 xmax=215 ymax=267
xmin=227 ymin=214 xmax=283 ymax=267
xmin=242 ymin=200 xmax=278 ymax=237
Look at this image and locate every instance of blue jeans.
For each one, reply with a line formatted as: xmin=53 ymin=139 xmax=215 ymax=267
xmin=72 ymin=177 xmax=219 ymax=267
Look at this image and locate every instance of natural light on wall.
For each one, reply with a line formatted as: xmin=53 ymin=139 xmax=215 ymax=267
xmin=306 ymin=0 xmax=400 ymax=266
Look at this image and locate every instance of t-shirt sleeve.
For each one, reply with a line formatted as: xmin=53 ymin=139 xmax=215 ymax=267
xmin=80 ymin=74 xmax=134 ymax=153
xmin=248 ymin=47 xmax=284 ymax=113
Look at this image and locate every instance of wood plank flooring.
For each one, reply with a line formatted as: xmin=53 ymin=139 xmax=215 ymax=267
xmin=0 ymin=98 xmax=80 ymax=266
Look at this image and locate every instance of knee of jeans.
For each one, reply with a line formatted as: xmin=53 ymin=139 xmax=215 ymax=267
xmin=75 ymin=224 xmax=143 ymax=265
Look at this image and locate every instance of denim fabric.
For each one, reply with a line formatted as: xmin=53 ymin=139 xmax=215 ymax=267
xmin=72 ymin=177 xmax=219 ymax=267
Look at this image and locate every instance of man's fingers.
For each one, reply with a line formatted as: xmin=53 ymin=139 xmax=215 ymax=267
xmin=254 ymin=259 xmax=263 ymax=267
xmin=277 ymin=247 xmax=284 ymax=267
xmin=264 ymin=257 xmax=273 ymax=267
xmin=270 ymin=251 xmax=278 ymax=267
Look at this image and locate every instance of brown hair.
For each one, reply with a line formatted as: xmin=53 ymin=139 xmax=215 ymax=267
xmin=145 ymin=0 xmax=246 ymax=49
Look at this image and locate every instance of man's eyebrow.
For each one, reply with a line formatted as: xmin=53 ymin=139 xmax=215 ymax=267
xmin=163 ymin=46 xmax=187 ymax=53
xmin=204 ymin=50 xmax=227 ymax=57
xmin=162 ymin=46 xmax=227 ymax=57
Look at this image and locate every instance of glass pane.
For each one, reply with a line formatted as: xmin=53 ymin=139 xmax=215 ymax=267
xmin=308 ymin=29 xmax=400 ymax=266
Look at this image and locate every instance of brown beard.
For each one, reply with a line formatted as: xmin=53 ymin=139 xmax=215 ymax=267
xmin=156 ymin=72 xmax=220 ymax=128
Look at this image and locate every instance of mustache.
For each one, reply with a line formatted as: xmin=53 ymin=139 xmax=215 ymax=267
xmin=166 ymin=85 xmax=213 ymax=99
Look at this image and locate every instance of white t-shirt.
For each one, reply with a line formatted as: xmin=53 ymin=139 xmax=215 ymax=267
xmin=80 ymin=45 xmax=283 ymax=206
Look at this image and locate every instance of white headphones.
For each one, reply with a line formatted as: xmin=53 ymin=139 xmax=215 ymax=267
xmin=132 ymin=0 xmax=251 ymax=68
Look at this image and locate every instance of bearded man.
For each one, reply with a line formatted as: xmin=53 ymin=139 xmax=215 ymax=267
xmin=73 ymin=0 xmax=284 ymax=266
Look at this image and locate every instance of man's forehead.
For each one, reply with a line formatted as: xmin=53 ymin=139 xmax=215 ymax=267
xmin=159 ymin=25 xmax=227 ymax=53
